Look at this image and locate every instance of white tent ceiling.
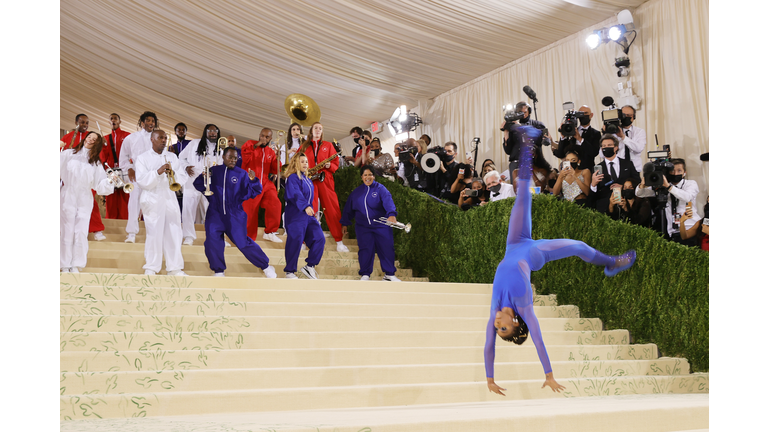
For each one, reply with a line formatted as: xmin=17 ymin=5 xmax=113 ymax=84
xmin=60 ymin=0 xmax=646 ymax=141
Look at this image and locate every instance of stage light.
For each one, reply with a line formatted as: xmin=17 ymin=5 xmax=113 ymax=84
xmin=387 ymin=105 xmax=422 ymax=136
xmin=586 ymin=33 xmax=600 ymax=49
xmin=608 ymin=25 xmax=624 ymax=41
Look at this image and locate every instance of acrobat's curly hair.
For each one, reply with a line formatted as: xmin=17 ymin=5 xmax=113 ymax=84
xmin=499 ymin=312 xmax=529 ymax=345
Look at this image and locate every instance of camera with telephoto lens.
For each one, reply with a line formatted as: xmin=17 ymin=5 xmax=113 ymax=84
xmin=557 ymin=102 xmax=590 ymax=137
xmin=601 ymin=96 xmax=624 ymax=135
xmin=642 ymin=145 xmax=673 ymax=203
xmin=504 ymin=110 xmax=526 ymax=123
xmin=398 ymin=145 xmax=419 ymax=163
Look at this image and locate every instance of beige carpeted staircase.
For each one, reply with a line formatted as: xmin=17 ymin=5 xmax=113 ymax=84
xmin=60 ymin=219 xmax=708 ymax=431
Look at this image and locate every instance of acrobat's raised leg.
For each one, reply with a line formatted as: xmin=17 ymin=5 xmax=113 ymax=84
xmin=534 ymin=239 xmax=636 ymax=276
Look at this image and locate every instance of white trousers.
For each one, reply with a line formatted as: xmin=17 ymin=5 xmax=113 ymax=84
xmin=182 ymin=186 xmax=207 ymax=240
xmin=125 ymin=186 xmax=143 ymax=235
xmin=141 ymin=193 xmax=184 ymax=273
xmin=60 ymin=188 xmax=93 ymax=270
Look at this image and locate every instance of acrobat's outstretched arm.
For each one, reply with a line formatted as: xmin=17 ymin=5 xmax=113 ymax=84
xmin=483 ymin=314 xmax=507 ymax=396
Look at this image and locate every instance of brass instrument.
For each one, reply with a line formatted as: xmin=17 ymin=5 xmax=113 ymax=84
xmin=217 ymin=136 xmax=228 ymax=154
xmin=105 ymin=166 xmax=134 ymax=193
xmin=374 ymin=217 xmax=412 ymax=233
xmin=272 ymin=130 xmax=285 ymax=191
xmin=307 ymin=152 xmax=342 ymax=182
xmin=285 ymin=94 xmax=321 ymax=127
xmin=203 ymin=156 xmax=213 ymax=196
xmin=164 ymin=156 xmax=182 ymax=192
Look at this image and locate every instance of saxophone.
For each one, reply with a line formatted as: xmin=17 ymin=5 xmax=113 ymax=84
xmin=307 ymin=151 xmax=342 ymax=182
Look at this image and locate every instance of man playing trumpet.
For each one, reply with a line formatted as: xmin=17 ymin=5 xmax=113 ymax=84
xmin=134 ymin=130 xmax=192 ymax=276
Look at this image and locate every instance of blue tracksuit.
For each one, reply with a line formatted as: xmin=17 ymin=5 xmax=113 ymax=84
xmin=283 ymin=173 xmax=326 ymax=273
xmin=193 ymin=164 xmax=270 ymax=273
xmin=340 ymin=181 xmax=398 ymax=276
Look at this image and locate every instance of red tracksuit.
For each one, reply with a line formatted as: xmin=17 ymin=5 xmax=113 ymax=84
xmin=305 ymin=140 xmax=342 ymax=242
xmin=100 ymin=128 xmax=131 ymax=219
xmin=61 ymin=130 xmax=105 ymax=233
xmin=241 ymin=140 xmax=282 ymax=239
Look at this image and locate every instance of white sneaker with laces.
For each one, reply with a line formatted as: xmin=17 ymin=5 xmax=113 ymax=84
xmin=144 ymin=269 xmax=156 ymax=276
xmin=284 ymin=272 xmax=298 ymax=279
xmin=336 ymin=243 xmax=349 ymax=253
xmin=183 ymin=237 xmax=194 ymax=246
xmin=94 ymin=231 xmax=107 ymax=241
xmin=263 ymin=232 xmax=283 ymax=243
xmin=360 ymin=275 xmax=370 ymax=281
xmin=125 ymin=234 xmax=136 ymax=243
xmin=214 ymin=272 xmax=225 ymax=277
xmin=383 ymin=275 xmax=401 ymax=282
xmin=263 ymin=265 xmax=277 ymax=278
xmin=167 ymin=270 xmax=188 ymax=276
xmin=300 ymin=265 xmax=319 ymax=279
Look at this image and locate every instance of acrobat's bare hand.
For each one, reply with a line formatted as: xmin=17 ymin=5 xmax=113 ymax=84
xmin=542 ymin=374 xmax=566 ymax=393
xmin=487 ymin=379 xmax=506 ymax=396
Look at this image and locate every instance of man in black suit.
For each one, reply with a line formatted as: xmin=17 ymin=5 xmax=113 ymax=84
xmin=588 ymin=134 xmax=640 ymax=213
xmin=552 ymin=105 xmax=601 ymax=173
xmin=502 ymin=101 xmax=550 ymax=174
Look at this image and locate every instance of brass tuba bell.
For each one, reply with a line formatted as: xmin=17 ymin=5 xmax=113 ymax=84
xmin=285 ymin=93 xmax=321 ymax=127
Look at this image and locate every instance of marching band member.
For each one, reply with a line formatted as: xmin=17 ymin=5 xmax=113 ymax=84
xmin=134 ymin=129 xmax=191 ymax=276
xmin=280 ymin=122 xmax=304 ymax=165
xmin=242 ymin=128 xmax=283 ymax=243
xmin=61 ymin=113 xmax=107 ymax=241
xmin=301 ymin=122 xmax=348 ymax=252
xmin=225 ymin=135 xmax=242 ymax=168
xmin=169 ymin=123 xmax=192 ymax=157
xmin=283 ymin=153 xmax=326 ymax=279
xmin=120 ymin=111 xmax=159 ymax=243
xmin=178 ymin=124 xmax=223 ymax=245
xmin=100 ymin=113 xmax=130 ymax=219
xmin=60 ymin=132 xmax=115 ymax=273
xmin=340 ymin=165 xmax=400 ymax=281
xmin=193 ymin=147 xmax=277 ymax=278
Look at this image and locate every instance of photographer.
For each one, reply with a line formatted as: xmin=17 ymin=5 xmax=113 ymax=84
xmin=608 ymin=178 xmax=652 ymax=227
xmin=589 ymin=134 xmax=640 ymax=213
xmin=353 ymin=130 xmax=373 ymax=168
xmin=458 ymin=178 xmax=488 ymax=210
xmin=635 ymin=158 xmax=700 ymax=246
xmin=399 ymin=138 xmax=427 ymax=191
xmin=484 ymin=170 xmax=515 ymax=202
xmin=501 ymin=101 xmax=551 ymax=174
xmin=347 ymin=126 xmax=364 ymax=163
xmin=552 ymin=105 xmax=601 ymax=173
xmin=614 ymin=105 xmax=646 ymax=172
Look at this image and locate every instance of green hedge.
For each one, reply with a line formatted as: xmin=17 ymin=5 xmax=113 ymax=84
xmin=333 ymin=165 xmax=709 ymax=372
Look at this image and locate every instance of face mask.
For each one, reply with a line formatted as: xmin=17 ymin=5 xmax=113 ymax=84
xmin=373 ymin=149 xmax=381 ymax=157
xmin=547 ymin=178 xmax=557 ymax=188
xmin=578 ymin=117 xmax=590 ymax=127
xmin=621 ymin=117 xmax=633 ymax=127
xmin=602 ymin=147 xmax=615 ymax=158
xmin=489 ymin=184 xmax=502 ymax=193
xmin=353 ymin=137 xmax=360 ymax=144
xmin=668 ymin=174 xmax=684 ymax=184
xmin=704 ymin=202 xmax=709 ymax=219
xmin=519 ymin=115 xmax=529 ymax=124
xmin=622 ymin=189 xmax=635 ymax=199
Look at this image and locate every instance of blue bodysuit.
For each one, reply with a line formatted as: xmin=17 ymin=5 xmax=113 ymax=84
xmin=484 ymin=126 xmax=621 ymax=379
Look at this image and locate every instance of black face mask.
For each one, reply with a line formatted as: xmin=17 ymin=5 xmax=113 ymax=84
xmin=373 ymin=149 xmax=381 ymax=157
xmin=578 ymin=117 xmax=590 ymax=127
xmin=622 ymin=189 xmax=635 ymax=199
xmin=602 ymin=147 xmax=615 ymax=158
xmin=547 ymin=178 xmax=557 ymax=188
xmin=704 ymin=202 xmax=709 ymax=219
xmin=519 ymin=115 xmax=529 ymax=124
xmin=353 ymin=137 xmax=360 ymax=144
xmin=621 ymin=117 xmax=633 ymax=127
xmin=668 ymin=174 xmax=684 ymax=184
xmin=489 ymin=184 xmax=502 ymax=193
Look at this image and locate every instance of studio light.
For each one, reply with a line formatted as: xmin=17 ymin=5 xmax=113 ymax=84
xmin=608 ymin=25 xmax=624 ymax=41
xmin=586 ymin=33 xmax=600 ymax=50
xmin=387 ymin=105 xmax=422 ymax=136
xmin=584 ymin=9 xmax=637 ymax=54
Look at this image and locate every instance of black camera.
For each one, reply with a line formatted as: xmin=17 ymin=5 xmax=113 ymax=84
xmin=504 ymin=110 xmax=526 ymax=123
xmin=557 ymin=102 xmax=590 ymax=137
xmin=601 ymin=96 xmax=623 ymax=135
xmin=398 ymin=146 xmax=419 ymax=163
xmin=427 ymin=146 xmax=453 ymax=164
xmin=642 ymin=145 xmax=673 ymax=204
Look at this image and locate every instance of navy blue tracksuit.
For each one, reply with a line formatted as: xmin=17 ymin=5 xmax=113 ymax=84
xmin=340 ymin=181 xmax=398 ymax=277
xmin=283 ymin=173 xmax=325 ymax=273
xmin=193 ymin=165 xmax=270 ymax=273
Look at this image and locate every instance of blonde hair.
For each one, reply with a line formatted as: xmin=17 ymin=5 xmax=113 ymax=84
xmin=416 ymin=139 xmax=428 ymax=154
xmin=283 ymin=152 xmax=308 ymax=179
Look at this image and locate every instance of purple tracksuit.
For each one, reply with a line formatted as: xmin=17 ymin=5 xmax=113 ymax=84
xmin=193 ymin=164 xmax=270 ymax=273
xmin=283 ymin=173 xmax=326 ymax=273
xmin=340 ymin=181 xmax=398 ymax=276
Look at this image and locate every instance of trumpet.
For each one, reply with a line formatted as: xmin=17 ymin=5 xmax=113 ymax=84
xmin=374 ymin=217 xmax=412 ymax=233
xmin=203 ymin=156 xmax=213 ymax=196
xmin=164 ymin=156 xmax=182 ymax=192
xmin=105 ymin=167 xmax=134 ymax=193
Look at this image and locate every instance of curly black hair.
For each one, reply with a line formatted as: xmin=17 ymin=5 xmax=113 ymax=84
xmin=498 ymin=311 xmax=529 ymax=345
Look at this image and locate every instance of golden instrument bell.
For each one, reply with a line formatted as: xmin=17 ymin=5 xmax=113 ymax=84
xmin=285 ymin=93 xmax=321 ymax=127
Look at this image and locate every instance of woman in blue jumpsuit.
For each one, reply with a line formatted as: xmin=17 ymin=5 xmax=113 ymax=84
xmin=193 ymin=147 xmax=275 ymax=278
xmin=340 ymin=165 xmax=400 ymax=282
xmin=484 ymin=126 xmax=636 ymax=395
xmin=283 ymin=153 xmax=326 ymax=279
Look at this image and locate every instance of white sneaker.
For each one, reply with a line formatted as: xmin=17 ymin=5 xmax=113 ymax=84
xmin=300 ymin=265 xmax=319 ymax=279
xmin=284 ymin=272 xmax=298 ymax=279
xmin=263 ymin=265 xmax=277 ymax=278
xmin=144 ymin=269 xmax=156 ymax=275
xmin=214 ymin=272 xmax=225 ymax=277
xmin=360 ymin=275 xmax=370 ymax=281
xmin=125 ymin=234 xmax=136 ymax=243
xmin=183 ymin=237 xmax=194 ymax=246
xmin=336 ymin=243 xmax=350 ymax=253
xmin=263 ymin=232 xmax=283 ymax=243
xmin=224 ymin=240 xmax=232 ymax=248
xmin=70 ymin=267 xmax=80 ymax=274
xmin=167 ymin=270 xmax=188 ymax=276
xmin=94 ymin=231 xmax=107 ymax=241
xmin=301 ymin=244 xmax=308 ymax=251
xmin=383 ymin=275 xmax=401 ymax=282
xmin=61 ymin=268 xmax=70 ymax=273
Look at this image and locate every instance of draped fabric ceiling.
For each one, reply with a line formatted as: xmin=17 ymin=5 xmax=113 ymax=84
xmin=60 ymin=0 xmax=647 ymax=142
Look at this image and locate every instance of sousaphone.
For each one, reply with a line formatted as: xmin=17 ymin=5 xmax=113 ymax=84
xmin=285 ymin=93 xmax=321 ymax=127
